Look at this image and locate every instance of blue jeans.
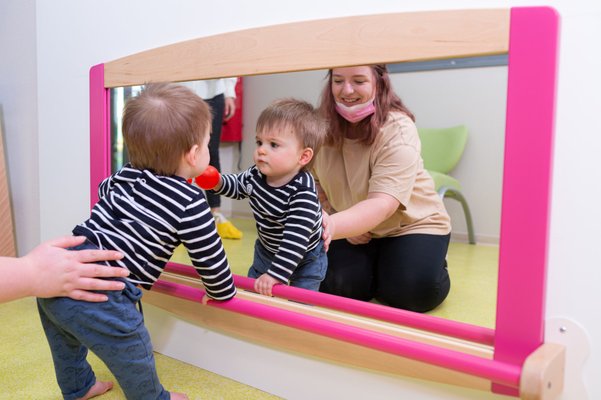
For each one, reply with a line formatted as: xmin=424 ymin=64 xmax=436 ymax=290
xmin=248 ymin=239 xmax=327 ymax=291
xmin=37 ymin=242 xmax=168 ymax=400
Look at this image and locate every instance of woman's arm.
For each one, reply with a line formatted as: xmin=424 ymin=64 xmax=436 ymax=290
xmin=328 ymin=192 xmax=400 ymax=240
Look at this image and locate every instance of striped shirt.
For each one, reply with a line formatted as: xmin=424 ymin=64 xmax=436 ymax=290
xmin=215 ymin=166 xmax=323 ymax=283
xmin=73 ymin=164 xmax=236 ymax=301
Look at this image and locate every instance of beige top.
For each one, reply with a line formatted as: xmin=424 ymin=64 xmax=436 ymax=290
xmin=313 ymin=112 xmax=451 ymax=238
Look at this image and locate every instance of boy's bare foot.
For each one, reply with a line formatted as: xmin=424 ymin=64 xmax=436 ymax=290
xmin=170 ymin=392 xmax=190 ymax=400
xmin=78 ymin=381 xmax=114 ymax=400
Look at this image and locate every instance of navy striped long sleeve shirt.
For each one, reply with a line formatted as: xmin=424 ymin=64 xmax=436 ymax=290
xmin=215 ymin=166 xmax=322 ymax=284
xmin=73 ymin=164 xmax=236 ymax=301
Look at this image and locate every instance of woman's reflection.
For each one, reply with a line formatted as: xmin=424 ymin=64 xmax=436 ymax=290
xmin=314 ymin=64 xmax=451 ymax=312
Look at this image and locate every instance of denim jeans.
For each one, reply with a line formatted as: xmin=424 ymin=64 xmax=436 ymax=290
xmin=37 ymin=242 xmax=168 ymax=400
xmin=248 ymin=239 xmax=327 ymax=291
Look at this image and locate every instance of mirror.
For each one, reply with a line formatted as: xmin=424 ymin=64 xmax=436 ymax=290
xmin=109 ymin=62 xmax=507 ymax=330
xmin=90 ymin=8 xmax=559 ymax=395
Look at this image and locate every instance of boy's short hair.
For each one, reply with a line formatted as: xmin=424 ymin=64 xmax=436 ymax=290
xmin=122 ymin=82 xmax=212 ymax=175
xmin=256 ymin=98 xmax=327 ymax=171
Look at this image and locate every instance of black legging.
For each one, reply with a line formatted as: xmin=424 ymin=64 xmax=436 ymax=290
xmin=320 ymin=233 xmax=450 ymax=312
xmin=204 ymin=94 xmax=225 ymax=209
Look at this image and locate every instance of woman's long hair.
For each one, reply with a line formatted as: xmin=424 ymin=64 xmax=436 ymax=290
xmin=318 ymin=64 xmax=415 ymax=147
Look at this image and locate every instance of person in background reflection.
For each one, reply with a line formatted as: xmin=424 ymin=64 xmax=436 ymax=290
xmin=314 ymin=64 xmax=451 ymax=312
xmin=183 ymin=78 xmax=244 ymax=239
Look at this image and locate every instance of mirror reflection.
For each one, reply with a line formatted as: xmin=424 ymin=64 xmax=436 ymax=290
xmin=110 ymin=63 xmax=506 ymax=329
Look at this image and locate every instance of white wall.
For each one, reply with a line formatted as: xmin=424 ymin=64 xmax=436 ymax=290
xmin=1 ymin=0 xmax=600 ymax=398
xmin=394 ymin=67 xmax=507 ymax=242
xmin=0 ymin=0 xmax=39 ymax=254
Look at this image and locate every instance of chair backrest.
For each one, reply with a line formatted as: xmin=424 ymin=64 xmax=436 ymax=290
xmin=418 ymin=125 xmax=468 ymax=174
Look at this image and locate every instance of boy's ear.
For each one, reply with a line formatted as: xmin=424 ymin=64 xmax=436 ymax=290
xmin=184 ymin=144 xmax=199 ymax=166
xmin=299 ymin=147 xmax=314 ymax=167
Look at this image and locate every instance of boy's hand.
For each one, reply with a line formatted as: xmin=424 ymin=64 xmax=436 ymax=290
xmin=195 ymin=166 xmax=221 ymax=190
xmin=254 ymin=273 xmax=280 ymax=297
xmin=201 ymin=294 xmax=211 ymax=305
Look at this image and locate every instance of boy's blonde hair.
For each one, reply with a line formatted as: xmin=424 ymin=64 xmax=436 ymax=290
xmin=122 ymin=82 xmax=212 ymax=175
xmin=256 ymin=98 xmax=326 ymax=171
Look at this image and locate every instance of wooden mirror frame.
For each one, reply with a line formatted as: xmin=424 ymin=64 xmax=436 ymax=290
xmin=89 ymin=7 xmax=560 ymax=398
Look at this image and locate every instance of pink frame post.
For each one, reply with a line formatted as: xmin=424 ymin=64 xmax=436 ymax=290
xmin=89 ymin=64 xmax=110 ymax=208
xmin=89 ymin=7 xmax=559 ymax=395
xmin=493 ymin=6 xmax=559 ymax=396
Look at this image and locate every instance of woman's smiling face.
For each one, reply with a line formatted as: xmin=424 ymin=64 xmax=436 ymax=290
xmin=331 ymin=66 xmax=376 ymax=106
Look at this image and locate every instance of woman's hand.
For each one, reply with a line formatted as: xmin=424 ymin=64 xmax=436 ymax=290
xmin=346 ymin=232 xmax=372 ymax=245
xmin=1 ymin=236 xmax=128 ymax=303
xmin=27 ymin=236 xmax=128 ymax=302
xmin=321 ymin=211 xmax=333 ymax=251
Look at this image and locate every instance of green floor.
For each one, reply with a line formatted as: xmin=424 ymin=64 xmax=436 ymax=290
xmin=0 ymin=218 xmax=498 ymax=399
xmin=0 ymin=297 xmax=281 ymax=400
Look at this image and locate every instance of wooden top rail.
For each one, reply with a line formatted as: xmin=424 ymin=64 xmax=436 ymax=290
xmin=102 ymin=9 xmax=509 ymax=88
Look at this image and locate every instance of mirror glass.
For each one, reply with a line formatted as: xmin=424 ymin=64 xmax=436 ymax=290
xmin=109 ymin=61 xmax=507 ymax=330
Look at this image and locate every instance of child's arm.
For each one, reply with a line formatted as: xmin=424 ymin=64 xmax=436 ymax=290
xmin=194 ymin=165 xmax=253 ymax=198
xmin=180 ymin=194 xmax=237 ymax=301
xmin=213 ymin=166 xmax=255 ymax=200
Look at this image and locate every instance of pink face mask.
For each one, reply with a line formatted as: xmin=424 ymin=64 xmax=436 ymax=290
xmin=335 ymin=99 xmax=376 ymax=123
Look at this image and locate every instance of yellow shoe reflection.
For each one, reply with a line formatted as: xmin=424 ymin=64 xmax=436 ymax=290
xmin=216 ymin=220 xmax=243 ymax=240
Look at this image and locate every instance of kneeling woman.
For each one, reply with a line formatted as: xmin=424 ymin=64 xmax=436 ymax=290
xmin=313 ymin=64 xmax=451 ymax=312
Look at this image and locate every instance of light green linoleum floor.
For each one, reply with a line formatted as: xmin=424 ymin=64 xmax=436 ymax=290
xmin=0 ymin=296 xmax=282 ymax=400
xmin=0 ymin=218 xmax=497 ymax=399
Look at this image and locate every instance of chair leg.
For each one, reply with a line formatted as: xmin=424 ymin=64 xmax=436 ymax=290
xmin=438 ymin=187 xmax=476 ymax=244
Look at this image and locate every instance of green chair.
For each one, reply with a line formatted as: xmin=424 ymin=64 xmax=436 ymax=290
xmin=418 ymin=125 xmax=475 ymax=244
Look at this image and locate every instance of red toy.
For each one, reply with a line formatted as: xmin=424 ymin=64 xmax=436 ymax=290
xmin=194 ymin=165 xmax=221 ymax=189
